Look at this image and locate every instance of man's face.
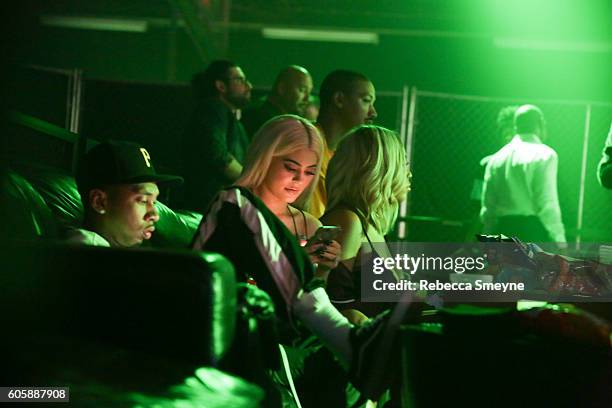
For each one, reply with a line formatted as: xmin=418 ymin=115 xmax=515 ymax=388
xmin=340 ymin=80 xmax=377 ymax=129
xmin=224 ymin=66 xmax=252 ymax=109
xmin=280 ymin=73 xmax=313 ymax=115
xmin=102 ymin=182 xmax=160 ymax=247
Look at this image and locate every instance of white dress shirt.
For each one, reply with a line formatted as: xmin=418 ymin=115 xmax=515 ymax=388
xmin=597 ymin=122 xmax=612 ymax=188
xmin=480 ymin=134 xmax=566 ymax=243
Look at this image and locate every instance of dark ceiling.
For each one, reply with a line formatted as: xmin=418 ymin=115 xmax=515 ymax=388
xmin=34 ymin=0 xmax=612 ymax=41
xmin=3 ymin=0 xmax=610 ymax=101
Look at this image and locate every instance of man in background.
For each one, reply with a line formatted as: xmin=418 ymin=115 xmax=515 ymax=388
xmin=241 ymin=65 xmax=313 ymax=137
xmin=478 ymin=105 xmax=520 ymax=179
xmin=481 ymin=104 xmax=566 ymax=245
xmin=182 ymin=60 xmax=252 ymax=212
xmin=467 ymin=105 xmax=520 ymax=241
xmin=309 ymin=69 xmax=377 ymax=218
xmin=597 ymin=121 xmax=612 ymax=188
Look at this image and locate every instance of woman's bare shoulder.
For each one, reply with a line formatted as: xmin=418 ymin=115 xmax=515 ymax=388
xmin=321 ymin=208 xmax=361 ymax=229
xmin=321 ymin=208 xmax=363 ymax=258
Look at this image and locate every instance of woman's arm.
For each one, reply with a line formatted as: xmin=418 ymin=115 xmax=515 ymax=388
xmin=321 ymin=209 xmax=372 ymax=325
xmin=320 ymin=209 xmax=363 ymax=266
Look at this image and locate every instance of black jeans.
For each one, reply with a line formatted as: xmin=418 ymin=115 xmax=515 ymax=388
xmin=496 ymin=215 xmax=551 ymax=242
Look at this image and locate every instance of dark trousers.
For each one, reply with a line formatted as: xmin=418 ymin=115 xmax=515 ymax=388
xmin=278 ymin=338 xmax=364 ymax=408
xmin=496 ymin=215 xmax=552 ymax=243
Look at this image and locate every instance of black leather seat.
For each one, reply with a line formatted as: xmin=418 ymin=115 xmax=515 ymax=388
xmin=1 ymin=164 xmax=201 ymax=248
xmin=0 ymin=167 xmax=59 ymax=239
xmin=1 ymin=241 xmax=236 ymax=366
xmin=0 ymin=162 xmax=244 ymax=398
xmin=401 ymin=307 xmax=612 ymax=408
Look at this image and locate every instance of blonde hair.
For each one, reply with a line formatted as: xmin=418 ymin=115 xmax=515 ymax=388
xmin=326 ymin=125 xmax=410 ymax=234
xmin=236 ymin=114 xmax=323 ymax=209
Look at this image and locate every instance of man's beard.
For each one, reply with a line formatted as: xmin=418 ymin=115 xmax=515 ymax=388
xmin=228 ymin=92 xmax=251 ymax=109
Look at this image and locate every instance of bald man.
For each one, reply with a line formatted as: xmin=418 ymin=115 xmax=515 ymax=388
xmin=241 ymin=65 xmax=313 ymax=138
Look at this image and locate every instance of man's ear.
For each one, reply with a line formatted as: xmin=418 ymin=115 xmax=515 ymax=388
xmin=333 ymin=91 xmax=344 ymax=109
xmin=89 ymin=189 xmax=108 ymax=215
xmin=215 ymin=79 xmax=227 ymax=94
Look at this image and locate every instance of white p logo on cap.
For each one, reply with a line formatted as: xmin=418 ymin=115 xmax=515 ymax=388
xmin=140 ymin=148 xmax=151 ymax=167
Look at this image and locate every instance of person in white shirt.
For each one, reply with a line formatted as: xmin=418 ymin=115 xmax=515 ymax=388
xmin=597 ymin=121 xmax=612 ymax=189
xmin=67 ymin=141 xmax=182 ymax=247
xmin=480 ymin=104 xmax=566 ymax=244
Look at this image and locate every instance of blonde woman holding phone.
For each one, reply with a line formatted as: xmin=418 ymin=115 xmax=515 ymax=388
xmin=192 ymin=115 xmax=353 ymax=406
xmin=233 ymin=114 xmax=341 ymax=276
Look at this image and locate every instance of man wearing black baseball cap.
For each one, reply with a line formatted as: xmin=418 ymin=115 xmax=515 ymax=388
xmin=69 ymin=141 xmax=183 ymax=247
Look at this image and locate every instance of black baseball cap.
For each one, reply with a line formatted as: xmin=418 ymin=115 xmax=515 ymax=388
xmin=76 ymin=140 xmax=183 ymax=194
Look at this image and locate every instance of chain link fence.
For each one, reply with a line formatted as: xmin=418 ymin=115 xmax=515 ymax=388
xmin=402 ymin=89 xmax=612 ymax=244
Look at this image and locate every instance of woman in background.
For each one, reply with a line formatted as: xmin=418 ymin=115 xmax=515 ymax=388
xmin=322 ymin=125 xmax=411 ymax=325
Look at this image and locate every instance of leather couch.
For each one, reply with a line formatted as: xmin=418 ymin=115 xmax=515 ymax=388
xmin=0 ymin=165 xmax=245 ymax=398
xmin=2 ymin=241 xmax=236 ymax=365
xmin=0 ymin=162 xmax=202 ymax=248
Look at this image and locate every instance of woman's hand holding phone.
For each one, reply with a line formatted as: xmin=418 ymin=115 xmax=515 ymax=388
xmin=305 ymin=226 xmax=342 ymax=274
xmin=307 ymin=240 xmax=341 ymax=270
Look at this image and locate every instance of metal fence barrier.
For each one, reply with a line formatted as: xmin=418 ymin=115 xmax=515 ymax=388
xmin=399 ymin=88 xmax=612 ymax=244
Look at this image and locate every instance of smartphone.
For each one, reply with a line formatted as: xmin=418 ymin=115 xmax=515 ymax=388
xmin=306 ymin=226 xmax=342 ymax=246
